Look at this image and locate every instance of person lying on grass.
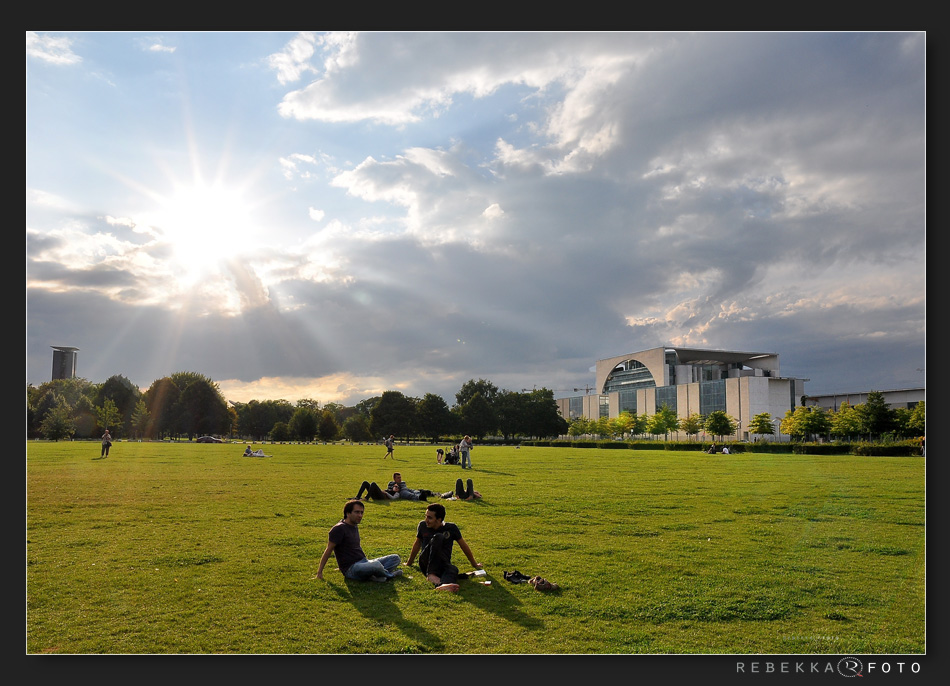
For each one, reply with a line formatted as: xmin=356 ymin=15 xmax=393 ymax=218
xmin=405 ymin=502 xmax=482 ymax=592
xmin=316 ymin=499 xmax=402 ymax=582
xmin=438 ymin=478 xmax=482 ymax=501
xmin=355 ymin=472 xmax=437 ymax=501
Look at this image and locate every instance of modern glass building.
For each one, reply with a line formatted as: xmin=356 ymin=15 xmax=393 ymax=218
xmin=556 ymin=346 xmax=807 ymax=441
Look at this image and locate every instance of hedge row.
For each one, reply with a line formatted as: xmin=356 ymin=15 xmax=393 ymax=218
xmin=520 ymin=440 xmax=923 ymax=457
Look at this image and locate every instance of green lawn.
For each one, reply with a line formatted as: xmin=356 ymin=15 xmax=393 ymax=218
xmin=26 ymin=441 xmax=925 ymax=654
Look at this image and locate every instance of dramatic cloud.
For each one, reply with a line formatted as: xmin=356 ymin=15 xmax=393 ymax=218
xmin=26 ymin=32 xmax=926 ymax=405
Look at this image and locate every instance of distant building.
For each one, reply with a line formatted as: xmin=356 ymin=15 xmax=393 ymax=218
xmin=803 ymin=388 xmax=924 ymax=411
xmin=556 ymin=345 xmax=808 ymax=441
xmin=50 ymin=346 xmax=79 ymax=381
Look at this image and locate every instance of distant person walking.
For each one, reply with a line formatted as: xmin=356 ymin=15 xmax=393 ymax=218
xmin=458 ymin=435 xmax=473 ymax=469
xmin=383 ymin=434 xmax=396 ymax=460
xmin=100 ymin=429 xmax=113 ymax=458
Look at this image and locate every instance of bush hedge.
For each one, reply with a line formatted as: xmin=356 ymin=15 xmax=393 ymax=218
xmin=521 ymin=439 xmax=922 ymax=457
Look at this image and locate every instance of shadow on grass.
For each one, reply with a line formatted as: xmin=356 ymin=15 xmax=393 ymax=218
xmin=454 ymin=576 xmax=545 ymax=630
xmin=328 ymin=578 xmax=446 ymax=652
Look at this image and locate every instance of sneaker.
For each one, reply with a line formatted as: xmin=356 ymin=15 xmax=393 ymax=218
xmin=369 ymin=574 xmax=388 ymax=583
xmin=390 ymin=568 xmax=404 ymax=577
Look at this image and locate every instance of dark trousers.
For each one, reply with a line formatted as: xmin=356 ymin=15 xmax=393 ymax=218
xmin=424 ymin=531 xmax=458 ymax=585
xmin=455 ymin=478 xmax=474 ymax=499
xmin=101 ymin=443 xmax=111 ymax=457
xmin=356 ymin=481 xmax=391 ymax=500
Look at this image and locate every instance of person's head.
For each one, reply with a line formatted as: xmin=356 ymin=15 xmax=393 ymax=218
xmin=343 ymin=499 xmax=365 ymax=525
xmin=392 ymin=472 xmax=402 ymax=482
xmin=424 ymin=502 xmax=446 ymax=529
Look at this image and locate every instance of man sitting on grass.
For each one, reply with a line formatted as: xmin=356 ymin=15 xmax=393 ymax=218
xmin=406 ymin=502 xmax=482 ymax=592
xmin=316 ymin=499 xmax=402 ymax=582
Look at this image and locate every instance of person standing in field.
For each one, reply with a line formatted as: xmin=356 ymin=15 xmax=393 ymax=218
xmin=458 ymin=435 xmax=473 ymax=469
xmin=383 ymin=434 xmax=395 ymax=460
xmin=100 ymin=429 xmax=113 ymax=458
xmin=317 ymin=499 xmax=403 ymax=582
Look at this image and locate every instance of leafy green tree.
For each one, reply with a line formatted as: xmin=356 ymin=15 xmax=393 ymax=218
xmin=342 ymin=414 xmax=372 ymax=442
xmin=609 ymin=411 xmax=635 ymax=440
xmin=831 ymin=401 xmax=862 ymax=441
xmin=680 ymin=413 xmax=705 ymax=441
xmin=494 ymin=390 xmax=527 ymax=441
xmin=416 ymin=393 xmax=454 ymax=442
xmin=296 ymin=398 xmax=320 ymax=412
xmin=96 ymin=374 xmax=142 ymax=435
xmin=235 ymin=399 xmax=294 ymax=441
xmin=40 ymin=394 xmax=75 ymax=440
xmin=649 ymin=404 xmax=680 ymax=440
xmin=370 ymin=391 xmax=415 ymax=440
xmin=567 ymin=416 xmax=591 ymax=438
xmin=857 ymin=390 xmax=896 ymax=439
xmin=317 ymin=410 xmax=339 ymax=442
xmin=704 ymin=410 xmax=737 ymax=441
xmin=747 ymin=412 xmax=775 ymax=438
xmin=522 ymin=388 xmax=567 ymax=438
xmin=907 ymin=401 xmax=925 ymax=436
xmin=96 ymin=399 xmax=123 ymax=437
xmin=456 ymin=379 xmax=498 ymax=436
xmin=289 ymin=406 xmax=318 ymax=441
xmin=72 ymin=394 xmax=99 ymax=438
xmin=130 ymin=399 xmax=150 ymax=439
xmin=270 ymin=421 xmax=290 ymax=442
xmin=176 ymin=378 xmax=230 ymax=438
xmin=799 ymin=406 xmax=832 ymax=441
xmin=144 ymin=377 xmax=182 ymax=439
xmin=455 ymin=392 xmax=494 ymax=440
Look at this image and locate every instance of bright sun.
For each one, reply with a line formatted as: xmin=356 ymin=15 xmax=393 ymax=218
xmin=153 ymin=180 xmax=259 ymax=283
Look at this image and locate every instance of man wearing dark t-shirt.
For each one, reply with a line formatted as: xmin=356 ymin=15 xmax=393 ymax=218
xmin=316 ymin=500 xmax=402 ymax=582
xmin=405 ymin=502 xmax=482 ymax=592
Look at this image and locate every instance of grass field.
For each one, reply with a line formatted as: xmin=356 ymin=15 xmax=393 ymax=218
xmin=26 ymin=441 xmax=925 ymax=654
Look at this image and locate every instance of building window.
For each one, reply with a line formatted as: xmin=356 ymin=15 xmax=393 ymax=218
xmin=655 ymin=385 xmax=677 ymax=414
xmin=700 ymin=379 xmax=726 ymax=416
xmin=619 ymin=389 xmax=637 ymax=413
xmin=569 ymin=396 xmax=583 ymax=419
xmin=604 ymin=359 xmax=657 ymax=394
xmin=599 ymin=395 xmax=609 ymax=419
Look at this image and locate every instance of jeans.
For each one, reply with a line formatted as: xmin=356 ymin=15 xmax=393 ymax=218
xmin=356 ymin=481 xmax=393 ymax=500
xmin=423 ymin=532 xmax=458 ymax=585
xmin=344 ymin=554 xmax=402 ymax=581
xmin=460 ymin=451 xmax=471 ymax=469
xmin=455 ymin=478 xmax=475 ymax=499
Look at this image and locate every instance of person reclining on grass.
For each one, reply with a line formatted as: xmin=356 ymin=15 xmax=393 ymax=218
xmin=405 ymin=502 xmax=482 ymax=592
xmin=438 ymin=478 xmax=482 ymax=501
xmin=355 ymin=472 xmax=436 ymax=501
xmin=316 ymin=499 xmax=402 ymax=582
xmin=243 ymin=445 xmax=266 ymax=457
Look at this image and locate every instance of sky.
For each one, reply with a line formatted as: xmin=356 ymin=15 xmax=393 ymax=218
xmin=26 ymin=31 xmax=926 ymax=407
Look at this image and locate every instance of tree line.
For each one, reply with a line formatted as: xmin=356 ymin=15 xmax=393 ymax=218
xmin=566 ymin=391 xmax=925 ymax=443
xmin=27 ymin=375 xmax=568 ymax=444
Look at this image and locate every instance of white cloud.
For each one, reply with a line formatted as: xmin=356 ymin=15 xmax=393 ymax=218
xmin=27 ymin=32 xmax=81 ymax=65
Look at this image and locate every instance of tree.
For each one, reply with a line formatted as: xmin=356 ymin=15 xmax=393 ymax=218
xmin=680 ymin=413 xmax=705 ymax=441
xmin=831 ymin=401 xmax=862 ymax=441
xmin=317 ymin=410 xmax=339 ymax=442
xmin=72 ymin=394 xmax=99 ymax=438
xmin=494 ymin=390 xmax=527 ymax=441
xmin=456 ymin=379 xmax=498 ymax=436
xmin=415 ymin=393 xmax=454 ymax=442
xmin=704 ymin=410 xmax=737 ymax=441
xmin=649 ymin=404 xmax=680 ymax=440
xmin=96 ymin=374 xmax=142 ymax=436
xmin=130 ymin=399 xmax=150 ymax=439
xmin=799 ymin=406 xmax=831 ymax=441
xmin=455 ymin=392 xmax=494 ymax=440
xmin=747 ymin=412 xmax=775 ymax=439
xmin=522 ymin=388 xmax=567 ymax=439
xmin=270 ymin=421 xmax=290 ymax=442
xmin=609 ymin=411 xmax=635 ymax=440
xmin=858 ymin=390 xmax=896 ymax=439
xmin=907 ymin=401 xmax=925 ymax=436
xmin=96 ymin=399 xmax=123 ymax=437
xmin=342 ymin=414 xmax=372 ymax=442
xmin=289 ymin=406 xmax=318 ymax=441
xmin=568 ymin=417 xmax=591 ymax=439
xmin=40 ymin=394 xmax=75 ymax=440
xmin=176 ymin=378 xmax=230 ymax=438
xmin=144 ymin=377 xmax=182 ymax=440
xmin=370 ymin=391 xmax=415 ymax=440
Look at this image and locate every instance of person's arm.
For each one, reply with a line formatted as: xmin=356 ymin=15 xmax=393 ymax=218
xmin=457 ymin=538 xmax=481 ymax=568
xmin=405 ymin=538 xmax=421 ymax=566
xmin=316 ymin=541 xmax=336 ymax=580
